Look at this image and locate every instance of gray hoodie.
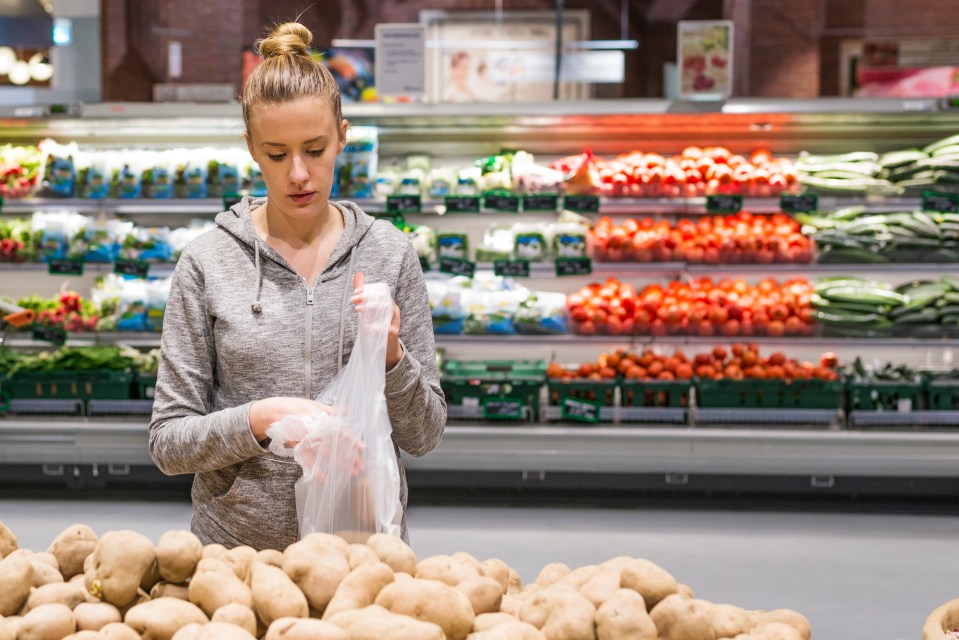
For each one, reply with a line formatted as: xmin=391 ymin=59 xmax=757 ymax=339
xmin=148 ymin=197 xmax=446 ymax=550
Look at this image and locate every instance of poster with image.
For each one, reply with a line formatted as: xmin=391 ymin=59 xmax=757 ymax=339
xmin=677 ymin=20 xmax=733 ymax=100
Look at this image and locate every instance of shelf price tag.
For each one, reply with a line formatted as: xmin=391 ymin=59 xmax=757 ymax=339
xmin=555 ymin=257 xmax=592 ymax=277
xmin=483 ymin=396 xmax=524 ymax=420
xmin=561 ymin=397 xmax=602 ymax=424
xmin=223 ymin=193 xmax=243 ymax=211
xmin=419 ymin=256 xmax=431 ymax=272
xmin=47 ymin=258 xmax=84 ymax=276
xmin=483 ymin=193 xmax=521 ymax=212
xmin=563 ymin=194 xmax=600 ymax=213
xmin=387 ymin=194 xmax=422 ymax=214
xmin=706 ymin=194 xmax=743 ymax=213
xmin=779 ymin=193 xmax=819 ymax=214
xmin=921 ymin=190 xmax=959 ymax=213
xmin=31 ymin=324 xmax=67 ymax=347
xmin=444 ymin=196 xmax=481 ymax=213
xmin=493 ymin=259 xmax=531 ymax=277
xmin=114 ymin=259 xmax=150 ymax=279
xmin=522 ymin=193 xmax=559 ymax=212
xmin=438 ymin=257 xmax=476 ymax=278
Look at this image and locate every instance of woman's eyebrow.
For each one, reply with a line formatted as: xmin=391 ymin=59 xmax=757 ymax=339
xmin=261 ymin=135 xmax=330 ymax=147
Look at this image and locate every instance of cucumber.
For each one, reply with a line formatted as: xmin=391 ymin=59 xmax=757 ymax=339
xmin=817 ymin=286 xmax=906 ymax=307
xmin=892 ymin=308 xmax=941 ymax=324
xmin=799 ymin=175 xmax=902 ymax=196
xmin=814 ymin=309 xmax=890 ymax=326
xmin=879 ymin=149 xmax=928 ymax=169
xmin=798 ymin=151 xmax=880 ymax=165
xmin=816 ymin=247 xmax=889 ymax=263
xmin=941 ymin=275 xmax=959 ymax=291
xmin=923 ymin=134 xmax=959 ymax=156
xmin=811 ymin=294 xmax=890 ymax=315
xmin=796 ymin=162 xmax=881 ymax=176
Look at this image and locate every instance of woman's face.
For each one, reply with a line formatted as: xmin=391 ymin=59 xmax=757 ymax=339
xmin=245 ymin=96 xmax=347 ymax=219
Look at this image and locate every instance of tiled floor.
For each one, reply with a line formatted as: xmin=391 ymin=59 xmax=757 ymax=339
xmin=0 ymin=498 xmax=954 ymax=640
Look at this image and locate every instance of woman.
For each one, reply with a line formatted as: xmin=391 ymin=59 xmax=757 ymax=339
xmin=149 ymin=21 xmax=446 ymax=551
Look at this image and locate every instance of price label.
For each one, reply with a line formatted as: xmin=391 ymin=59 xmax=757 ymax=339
xmin=419 ymin=256 xmax=431 ymax=272
xmin=706 ymin=194 xmax=743 ymax=213
xmin=483 ymin=193 xmax=521 ymax=212
xmin=922 ymin=190 xmax=959 ymax=213
xmin=561 ymin=397 xmax=602 ymax=424
xmin=387 ymin=194 xmax=422 ymax=214
xmin=483 ymin=397 xmax=523 ymax=420
xmin=223 ymin=194 xmax=243 ymax=211
xmin=563 ymin=194 xmax=601 ymax=213
xmin=438 ymin=257 xmax=476 ymax=278
xmin=522 ymin=193 xmax=559 ymax=211
xmin=32 ymin=324 xmax=67 ymax=347
xmin=779 ymin=193 xmax=819 ymax=214
xmin=555 ymin=257 xmax=593 ymax=277
xmin=47 ymin=258 xmax=84 ymax=276
xmin=493 ymin=259 xmax=531 ymax=277
xmin=444 ymin=196 xmax=481 ymax=213
xmin=114 ymin=259 xmax=150 ymax=279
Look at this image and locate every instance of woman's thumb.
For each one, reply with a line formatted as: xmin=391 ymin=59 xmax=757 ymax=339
xmin=354 ymin=271 xmax=365 ymax=291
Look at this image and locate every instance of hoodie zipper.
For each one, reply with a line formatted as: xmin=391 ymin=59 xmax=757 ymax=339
xmin=305 ymin=280 xmax=315 ymax=398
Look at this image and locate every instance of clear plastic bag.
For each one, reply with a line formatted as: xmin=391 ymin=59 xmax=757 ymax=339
xmin=267 ymin=282 xmax=402 ymax=540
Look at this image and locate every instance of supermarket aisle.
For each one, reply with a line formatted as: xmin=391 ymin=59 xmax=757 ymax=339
xmin=0 ymin=499 xmax=954 ymax=640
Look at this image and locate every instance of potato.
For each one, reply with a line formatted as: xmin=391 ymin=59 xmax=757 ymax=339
xmin=18 ymin=602 xmax=76 ymax=640
xmin=649 ymin=594 xmax=715 ymax=640
xmin=86 ymin=531 xmax=156 ymax=608
xmin=264 ymin=617 xmax=349 ymax=640
xmin=478 ymin=559 xmax=510 ymax=593
xmin=473 ymin=612 xmax=519 ymax=631
xmin=749 ymin=610 xmax=810 ymax=640
xmin=507 ymin=569 xmax=522 ymax=595
xmin=925 ymin=598 xmax=959 ymax=640
xmin=170 ymin=623 xmax=202 ymax=640
xmin=466 ymin=620 xmax=547 ymax=640
xmin=345 ymin=544 xmax=379 ymax=571
xmin=457 ymin=576 xmax=504 ymax=616
xmin=595 ymin=589 xmax=656 ymax=640
xmin=188 ymin=560 xmax=253 ymax=618
xmin=328 ymin=604 xmax=444 ymax=640
xmin=375 ymin=577 xmax=475 ymax=640
xmin=416 ymin=555 xmax=481 ymax=586
xmin=534 ymin=563 xmax=570 ymax=588
xmin=155 ymin=532 xmax=202 ymax=585
xmin=33 ymin=552 xmax=60 ymax=572
xmin=0 ymin=521 xmax=17 ymax=559
xmin=171 ymin=622 xmax=256 ymax=640
xmin=519 ymin=584 xmax=596 ymax=640
xmin=202 ymin=545 xmax=229 ymax=561
xmin=224 ymin=547 xmax=257 ymax=583
xmin=24 ymin=582 xmax=87 ymax=612
xmin=75 ymin=602 xmax=122 ymax=631
xmin=323 ymin=562 xmax=395 ymax=620
xmin=252 ymin=550 xmax=284 ymax=570
xmin=620 ymin=559 xmax=678 ymax=610
xmin=116 ymin=589 xmax=151 ymax=619
xmin=558 ymin=565 xmax=600 ymax=590
xmin=150 ymin=582 xmax=189 ymax=601
xmin=300 ymin=533 xmax=348 ymax=555
xmin=0 ymin=553 xmax=34 ymax=616
xmin=677 ymin=584 xmax=694 ymax=599
xmin=499 ymin=594 xmax=523 ymax=617
xmin=62 ymin=631 xmax=102 ymax=640
xmin=452 ymin=552 xmax=482 ymax=571
xmin=365 ymin=534 xmax=416 ymax=575
xmin=250 ymin=563 xmax=308 ymax=626
xmin=124 ymin=597 xmax=208 ymax=640
xmin=748 ymin=622 xmax=805 ymax=640
xmin=98 ymin=622 xmax=141 ymax=640
xmin=213 ymin=603 xmax=257 ymax=636
xmin=282 ymin=540 xmax=348 ymax=615
xmin=0 ymin=617 xmax=15 ymax=640
xmin=712 ymin=603 xmax=751 ymax=638
xmin=31 ymin=558 xmax=64 ymax=588
xmin=48 ymin=525 xmax=98 ymax=580
xmin=579 ymin=568 xmax=622 ymax=608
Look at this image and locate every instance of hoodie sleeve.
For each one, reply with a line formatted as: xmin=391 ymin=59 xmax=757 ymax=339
xmin=384 ymin=242 xmax=447 ymax=457
xmin=149 ymin=246 xmax=268 ymax=475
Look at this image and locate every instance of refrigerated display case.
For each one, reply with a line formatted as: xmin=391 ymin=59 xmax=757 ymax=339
xmin=2 ymin=98 xmax=959 ymax=497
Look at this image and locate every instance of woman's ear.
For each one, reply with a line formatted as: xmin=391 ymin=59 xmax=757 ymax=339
xmin=338 ymin=118 xmax=349 ymax=153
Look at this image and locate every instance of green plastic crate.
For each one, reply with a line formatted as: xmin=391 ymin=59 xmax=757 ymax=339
xmin=546 ymin=378 xmax=617 ymax=407
xmin=441 ymin=360 xmax=546 ymax=421
xmin=696 ymin=378 xmax=843 ymax=410
xmin=780 ymin=379 xmax=845 ymax=409
xmin=5 ymin=369 xmax=135 ymax=401
xmin=926 ymin=379 xmax=959 ymax=411
xmin=137 ymin=372 xmax=158 ymax=400
xmin=845 ymin=380 xmax=924 ymax=412
xmin=0 ymin=374 xmax=9 ymax=413
xmin=620 ymin=380 xmax=690 ymax=408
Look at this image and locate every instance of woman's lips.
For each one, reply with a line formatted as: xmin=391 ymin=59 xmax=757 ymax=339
xmin=289 ymin=191 xmax=315 ymax=204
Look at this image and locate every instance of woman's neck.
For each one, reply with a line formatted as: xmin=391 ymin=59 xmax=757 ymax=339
xmin=255 ymin=199 xmax=342 ymax=248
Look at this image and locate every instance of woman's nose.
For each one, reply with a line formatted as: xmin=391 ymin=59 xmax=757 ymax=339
xmin=289 ymin=155 xmax=309 ymax=183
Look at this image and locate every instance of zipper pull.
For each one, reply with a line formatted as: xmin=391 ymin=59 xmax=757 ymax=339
xmin=306 ymin=286 xmax=314 ymax=305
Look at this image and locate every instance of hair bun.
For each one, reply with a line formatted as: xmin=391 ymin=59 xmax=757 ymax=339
xmin=257 ymin=22 xmax=312 ymax=58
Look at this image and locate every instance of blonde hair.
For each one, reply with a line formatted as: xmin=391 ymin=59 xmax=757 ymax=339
xmin=242 ymin=22 xmax=343 ymax=134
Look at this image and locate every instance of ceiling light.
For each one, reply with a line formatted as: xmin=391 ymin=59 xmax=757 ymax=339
xmin=9 ymin=61 xmax=31 ymax=85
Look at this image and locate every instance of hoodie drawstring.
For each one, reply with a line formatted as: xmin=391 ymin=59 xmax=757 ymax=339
xmin=251 ymin=239 xmax=263 ymax=314
xmin=337 ymin=246 xmax=360 ymax=373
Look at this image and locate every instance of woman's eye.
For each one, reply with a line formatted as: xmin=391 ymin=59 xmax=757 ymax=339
xmin=267 ymin=154 xmax=286 ymax=163
xmin=308 ymin=148 xmax=326 ymax=157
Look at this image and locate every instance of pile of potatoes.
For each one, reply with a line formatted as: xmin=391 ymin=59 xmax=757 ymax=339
xmin=0 ymin=519 xmax=810 ymax=640
xmin=924 ymin=599 xmax=959 ymax=640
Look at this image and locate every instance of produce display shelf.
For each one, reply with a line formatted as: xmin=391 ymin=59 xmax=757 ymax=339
xmin=542 ymin=406 xmax=618 ymax=423
xmin=7 ymin=399 xmax=84 ymax=416
xmin=87 ymin=400 xmax=155 ymax=416
xmin=0 ymin=262 xmax=176 ymax=274
xmin=1 ymin=198 xmax=228 ymax=215
xmin=848 ymin=410 xmax=959 ymax=428
xmin=692 ymin=408 xmax=842 ymax=427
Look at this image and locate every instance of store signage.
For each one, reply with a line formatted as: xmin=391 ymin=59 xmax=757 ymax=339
xmin=779 ymin=193 xmax=819 ymax=214
xmin=439 ymin=257 xmax=476 ymax=278
xmin=223 ymin=194 xmax=243 ymax=211
xmin=563 ymin=194 xmax=600 ymax=213
xmin=48 ymin=258 xmax=84 ymax=276
xmin=922 ymin=190 xmax=959 ymax=213
xmin=375 ymin=23 xmax=426 ymax=98
xmin=493 ymin=259 xmax=531 ymax=278
xmin=706 ymin=194 xmax=743 ymax=213
xmin=522 ymin=193 xmax=559 ymax=212
xmin=562 ymin=397 xmax=601 ymax=423
xmin=483 ymin=193 xmax=521 ymax=212
xmin=114 ymin=259 xmax=150 ymax=279
xmin=677 ymin=20 xmax=734 ymax=100
xmin=32 ymin=324 xmax=67 ymax=347
xmin=419 ymin=256 xmax=431 ymax=272
xmin=483 ymin=397 xmax=523 ymax=420
xmin=555 ymin=257 xmax=593 ymax=277
xmin=489 ymin=52 xmax=625 ymax=84
xmin=444 ymin=196 xmax=481 ymax=213
xmin=386 ymin=194 xmax=421 ymax=214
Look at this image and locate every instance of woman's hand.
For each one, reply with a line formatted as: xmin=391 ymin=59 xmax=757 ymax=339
xmin=249 ymin=397 xmax=330 ymax=442
xmin=352 ymin=271 xmax=404 ymax=371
